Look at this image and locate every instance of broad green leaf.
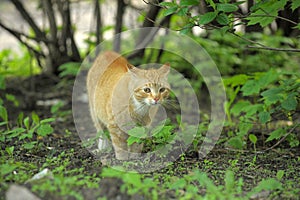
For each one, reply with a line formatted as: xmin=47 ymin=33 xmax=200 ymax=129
xmin=227 ymin=136 xmax=244 ymax=149
xmin=7 ymin=128 xmax=26 ymax=138
xmin=238 ymin=122 xmax=253 ymax=135
xmin=0 ymin=121 xmax=7 ymax=127
xmin=216 ymin=13 xmax=229 ymax=25
xmin=230 ymin=100 xmax=251 ymax=116
xmin=249 ymin=1 xmax=263 ymax=12
xmin=243 ymin=104 xmax=264 ymax=116
xmin=247 ymin=0 xmax=288 ymax=27
xmin=177 ymin=7 xmax=189 ymax=16
xmin=180 ymin=0 xmax=199 ymax=6
xmin=241 ymin=80 xmax=260 ymax=96
xmin=180 ymin=25 xmax=193 ymax=34
xmin=287 ymin=134 xmax=299 ymax=147
xmin=6 ymin=146 xmax=14 ymax=156
xmin=152 ymin=125 xmax=173 ymax=137
xmin=24 ymin=117 xmax=30 ymax=130
xmin=220 ymin=26 xmax=230 ymax=35
xmin=31 ymin=112 xmax=40 ymax=125
xmin=23 ymin=141 xmax=38 ymax=149
xmin=159 ymin=2 xmax=177 ymax=7
xmin=261 ymin=88 xmax=284 ymax=105
xmin=258 ymin=111 xmax=271 ymax=124
xmin=291 ymin=0 xmax=300 ymax=11
xmin=0 ymin=105 xmax=8 ymax=122
xmin=249 ymin=134 xmax=257 ymax=144
xmin=223 ymin=74 xmax=249 ymax=87
xmin=205 ymin=0 xmax=216 ymax=10
xmin=163 ymin=6 xmax=178 ymax=16
xmin=40 ymin=118 xmax=55 ymax=124
xmin=266 ymin=128 xmax=285 ymax=142
xmin=127 ymin=135 xmax=141 ymax=146
xmin=199 ymin=12 xmax=218 ymax=25
xmin=0 ymin=163 xmax=17 ymax=176
xmin=128 ymin=127 xmax=147 ymax=138
xmin=37 ymin=124 xmax=53 ymax=136
xmin=5 ymin=94 xmax=19 ymax=107
xmin=281 ymin=95 xmax=297 ymax=111
xmin=251 ymin=178 xmax=282 ymax=194
xmin=258 ymin=70 xmax=278 ymax=88
xmin=171 ymin=178 xmax=186 ymax=189
xmin=216 ymin=3 xmax=238 ymax=12
xmin=58 ymin=62 xmax=81 ymax=77
xmin=17 ymin=112 xmax=24 ymax=127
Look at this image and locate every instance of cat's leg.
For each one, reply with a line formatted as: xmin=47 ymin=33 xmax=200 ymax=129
xmin=94 ymin=120 xmax=110 ymax=150
xmin=97 ymin=132 xmax=110 ymax=150
xmin=89 ymin=107 xmax=110 ymax=150
xmin=108 ymin=124 xmax=130 ymax=160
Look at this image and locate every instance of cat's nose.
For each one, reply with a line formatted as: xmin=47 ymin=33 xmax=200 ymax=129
xmin=153 ymin=97 xmax=160 ymax=103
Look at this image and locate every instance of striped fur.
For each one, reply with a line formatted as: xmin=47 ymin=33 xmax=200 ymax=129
xmin=87 ymin=51 xmax=170 ymax=160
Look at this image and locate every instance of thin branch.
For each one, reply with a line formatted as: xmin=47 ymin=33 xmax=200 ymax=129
xmin=10 ymin=0 xmax=46 ymax=40
xmin=0 ymin=24 xmax=51 ymax=43
xmin=232 ymin=32 xmax=300 ymax=53
xmin=0 ymin=20 xmax=45 ymax=58
xmin=246 ymin=45 xmax=300 ymax=52
xmin=0 ymin=19 xmax=45 ymax=69
xmin=262 ymin=124 xmax=299 ymax=152
xmin=259 ymin=7 xmax=298 ymax=25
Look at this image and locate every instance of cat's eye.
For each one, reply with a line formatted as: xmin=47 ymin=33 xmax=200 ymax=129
xmin=144 ymin=88 xmax=151 ymax=93
xmin=159 ymin=88 xmax=166 ymax=93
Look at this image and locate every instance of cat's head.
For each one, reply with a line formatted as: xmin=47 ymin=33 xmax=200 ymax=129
xmin=128 ymin=64 xmax=170 ymax=106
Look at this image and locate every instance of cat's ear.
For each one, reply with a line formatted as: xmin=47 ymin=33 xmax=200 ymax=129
xmin=127 ymin=64 xmax=141 ymax=78
xmin=159 ymin=63 xmax=170 ymax=76
xmin=127 ymin=63 xmax=135 ymax=70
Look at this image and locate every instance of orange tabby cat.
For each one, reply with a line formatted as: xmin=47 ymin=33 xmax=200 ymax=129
xmin=87 ymin=51 xmax=170 ymax=160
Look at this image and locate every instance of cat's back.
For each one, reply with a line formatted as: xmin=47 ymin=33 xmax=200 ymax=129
xmin=87 ymin=51 xmax=128 ymax=91
xmin=87 ymin=51 xmax=130 ymax=125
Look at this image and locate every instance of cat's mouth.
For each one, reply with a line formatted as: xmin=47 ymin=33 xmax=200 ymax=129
xmin=148 ymin=99 xmax=161 ymax=106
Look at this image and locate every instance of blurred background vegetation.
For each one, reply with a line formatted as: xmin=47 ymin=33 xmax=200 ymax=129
xmin=0 ymin=0 xmax=299 ymax=75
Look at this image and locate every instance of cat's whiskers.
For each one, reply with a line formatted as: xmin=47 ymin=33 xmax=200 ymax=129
xmin=131 ymin=96 xmax=150 ymax=116
xmin=161 ymin=99 xmax=180 ymax=111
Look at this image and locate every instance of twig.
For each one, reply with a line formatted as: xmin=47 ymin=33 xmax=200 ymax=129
xmin=262 ymin=124 xmax=299 ymax=152
xmin=246 ymin=45 xmax=300 ymax=52
xmin=10 ymin=0 xmax=46 ymax=40
xmin=232 ymin=32 xmax=300 ymax=53
xmin=0 ymin=21 xmax=45 ymax=58
xmin=0 ymin=20 xmax=52 ymax=43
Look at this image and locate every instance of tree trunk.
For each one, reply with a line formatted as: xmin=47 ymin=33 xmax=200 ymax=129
xmin=114 ymin=0 xmax=126 ymax=52
xmin=0 ymin=0 xmax=82 ymax=75
xmin=127 ymin=0 xmax=163 ymax=59
xmin=277 ymin=3 xmax=300 ymax=37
